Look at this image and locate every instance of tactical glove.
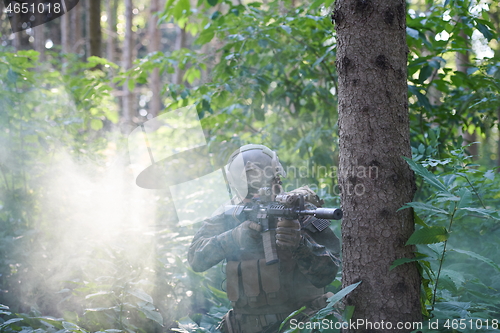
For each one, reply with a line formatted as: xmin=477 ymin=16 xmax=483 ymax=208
xmin=276 ymin=218 xmax=302 ymax=250
xmin=217 ymin=220 xmax=262 ymax=253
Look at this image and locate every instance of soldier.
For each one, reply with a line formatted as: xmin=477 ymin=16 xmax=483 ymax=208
xmin=188 ymin=144 xmax=341 ymax=333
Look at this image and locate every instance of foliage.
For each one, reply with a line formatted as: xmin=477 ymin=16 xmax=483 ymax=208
xmin=397 ymin=147 xmax=500 ymax=332
xmin=276 ymin=281 xmax=361 ymax=333
xmin=126 ymin=0 xmax=342 ymax=196
xmin=1 ymin=0 xmax=500 ymax=331
xmin=407 ymin=0 xmax=500 ymax=162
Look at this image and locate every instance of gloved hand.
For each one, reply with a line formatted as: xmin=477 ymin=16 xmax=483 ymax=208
xmin=231 ymin=220 xmax=262 ymax=250
xmin=217 ymin=220 xmax=262 ymax=253
xmin=276 ymin=218 xmax=302 ymax=250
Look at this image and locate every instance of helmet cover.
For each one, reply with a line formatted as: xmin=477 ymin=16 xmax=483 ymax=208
xmin=225 ymin=144 xmax=285 ymax=200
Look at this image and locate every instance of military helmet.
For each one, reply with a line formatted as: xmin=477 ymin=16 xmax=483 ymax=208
xmin=225 ymin=144 xmax=286 ymax=200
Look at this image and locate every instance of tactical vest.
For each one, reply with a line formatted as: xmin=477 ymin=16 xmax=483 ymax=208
xmin=224 ymin=246 xmax=325 ymax=316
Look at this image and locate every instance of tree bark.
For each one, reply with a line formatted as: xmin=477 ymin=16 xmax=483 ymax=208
xmin=122 ymin=0 xmax=135 ymax=130
xmin=148 ymin=0 xmax=162 ymax=118
xmin=456 ymin=28 xmax=478 ymax=158
xmin=333 ymin=0 xmax=421 ymax=331
xmin=87 ymin=0 xmax=102 ymax=58
xmin=33 ymin=25 xmax=45 ymax=62
xmin=12 ymin=19 xmax=22 ymax=51
xmin=61 ymin=6 xmax=70 ymax=55
xmin=70 ymin=0 xmax=83 ymax=54
xmin=106 ymin=0 xmax=118 ymax=62
xmin=173 ymin=26 xmax=187 ymax=85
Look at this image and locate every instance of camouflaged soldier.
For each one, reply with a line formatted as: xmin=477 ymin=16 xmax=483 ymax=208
xmin=188 ymin=144 xmax=341 ymax=333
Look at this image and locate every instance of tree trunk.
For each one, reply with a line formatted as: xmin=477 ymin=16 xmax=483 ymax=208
xmin=173 ymin=26 xmax=186 ymax=85
xmin=12 ymin=20 xmax=22 ymax=51
xmin=87 ymin=0 xmax=102 ymax=58
xmin=456 ymin=29 xmax=478 ymax=158
xmin=489 ymin=4 xmax=500 ymax=170
xmin=33 ymin=25 xmax=45 ymax=62
xmin=61 ymin=6 xmax=70 ymax=55
xmin=71 ymin=0 xmax=83 ymax=54
xmin=497 ymin=108 xmax=500 ymax=172
xmin=122 ymin=0 xmax=135 ymax=130
xmin=148 ymin=0 xmax=162 ymax=118
xmin=333 ymin=0 xmax=422 ymax=331
xmin=106 ymin=0 xmax=118 ymax=62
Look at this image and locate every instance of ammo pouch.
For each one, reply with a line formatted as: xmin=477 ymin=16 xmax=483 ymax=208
xmin=227 ymin=260 xmax=286 ymax=308
xmin=226 ymin=259 xmax=324 ymax=310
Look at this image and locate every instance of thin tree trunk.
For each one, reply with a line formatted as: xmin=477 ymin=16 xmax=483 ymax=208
xmin=87 ymin=0 xmax=102 ymax=58
xmin=122 ymin=0 xmax=135 ymax=130
xmin=488 ymin=3 xmax=500 ymax=169
xmin=456 ymin=27 xmax=478 ymax=157
xmin=106 ymin=0 xmax=118 ymax=62
xmin=148 ymin=0 xmax=162 ymax=118
xmin=334 ymin=0 xmax=421 ymax=331
xmin=497 ymin=108 xmax=500 ymax=170
xmin=173 ymin=26 xmax=186 ymax=85
xmin=71 ymin=0 xmax=83 ymax=53
xmin=12 ymin=20 xmax=22 ymax=51
xmin=61 ymin=7 xmax=70 ymax=55
xmin=33 ymin=25 xmax=45 ymax=62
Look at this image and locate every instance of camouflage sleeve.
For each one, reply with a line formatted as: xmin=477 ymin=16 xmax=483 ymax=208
xmin=291 ymin=208 xmax=341 ymax=288
xmin=188 ymin=214 xmax=237 ymax=272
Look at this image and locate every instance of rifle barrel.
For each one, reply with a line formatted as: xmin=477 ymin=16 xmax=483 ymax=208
xmin=299 ymin=208 xmax=343 ymax=220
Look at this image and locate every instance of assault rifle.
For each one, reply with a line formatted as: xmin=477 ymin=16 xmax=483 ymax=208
xmin=223 ymin=188 xmax=342 ymax=265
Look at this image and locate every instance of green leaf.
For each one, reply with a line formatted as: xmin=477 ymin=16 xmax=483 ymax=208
xmin=127 ymin=78 xmax=135 ymax=91
xmin=312 ymin=45 xmax=335 ymax=68
xmin=208 ymin=285 xmax=227 ymax=299
xmin=128 ymin=289 xmax=154 ymax=303
xmin=342 ymin=305 xmax=355 ymax=322
xmin=90 ymin=119 xmax=103 ymax=131
xmin=62 ymin=321 xmax=86 ymax=332
xmin=279 ymin=306 xmax=306 ymax=331
xmin=85 ymin=307 xmax=117 ymax=312
xmin=406 ymin=226 xmax=449 ymax=245
xmin=403 ymin=157 xmax=448 ymax=192
xmin=87 ymin=56 xmax=119 ymax=69
xmin=0 ymin=318 xmax=24 ymax=329
xmin=197 ymin=27 xmax=215 ymax=45
xmin=139 ymin=306 xmax=164 ymax=326
xmin=207 ymin=0 xmax=218 ymax=6
xmin=483 ymin=169 xmax=495 ymax=181
xmin=281 ymin=25 xmax=292 ymax=34
xmin=172 ymin=0 xmax=190 ymax=20
xmin=0 ymin=304 xmax=11 ymax=315
xmin=459 ymin=207 xmax=499 ymax=220
xmin=389 ymin=253 xmax=428 ymax=270
xmin=441 ymin=269 xmax=465 ymax=290
xmin=435 ymin=192 xmax=460 ymax=203
xmin=475 ymin=22 xmax=493 ymax=41
xmin=456 ymin=188 xmax=472 ymax=209
xmin=313 ymin=281 xmax=362 ymax=319
xmin=414 ymin=213 xmax=429 ymax=228
xmin=418 ymin=65 xmax=433 ymax=83
xmin=451 ymin=249 xmax=500 ymax=273
xmin=85 ymin=291 xmax=113 ymax=299
xmin=400 ymin=202 xmax=449 ymax=215
xmin=406 ymin=27 xmax=419 ymax=39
